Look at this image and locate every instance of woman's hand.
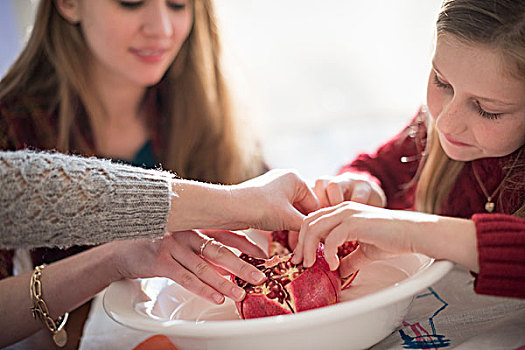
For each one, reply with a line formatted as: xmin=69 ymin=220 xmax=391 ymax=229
xmin=230 ymin=169 xmax=320 ymax=232
xmin=313 ymin=172 xmax=386 ymax=208
xmin=112 ymin=230 xmax=267 ymax=304
xmin=167 ymin=169 xmax=319 ymax=233
xmin=291 ymin=201 xmax=478 ymax=277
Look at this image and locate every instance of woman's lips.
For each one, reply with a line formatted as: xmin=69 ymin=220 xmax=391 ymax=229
xmin=130 ymin=48 xmax=168 ymax=63
xmin=444 ymin=134 xmax=471 ymax=147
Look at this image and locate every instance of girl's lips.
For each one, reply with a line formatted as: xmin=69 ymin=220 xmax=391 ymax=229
xmin=444 ymin=134 xmax=471 ymax=147
xmin=130 ymin=48 xmax=169 ymax=63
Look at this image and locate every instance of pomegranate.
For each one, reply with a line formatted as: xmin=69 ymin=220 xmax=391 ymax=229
xmin=269 ymin=230 xmax=359 ymax=289
xmin=233 ymin=231 xmax=360 ymax=320
xmin=233 ymin=245 xmax=340 ymax=319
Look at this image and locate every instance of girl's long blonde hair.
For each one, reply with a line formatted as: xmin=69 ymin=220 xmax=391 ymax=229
xmin=415 ymin=0 xmax=525 ymax=214
xmin=0 ymin=0 xmax=264 ymax=184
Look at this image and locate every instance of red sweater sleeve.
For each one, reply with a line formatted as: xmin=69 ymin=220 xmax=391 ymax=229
xmin=338 ymin=109 xmax=427 ymax=209
xmin=472 ymin=213 xmax=525 ymax=299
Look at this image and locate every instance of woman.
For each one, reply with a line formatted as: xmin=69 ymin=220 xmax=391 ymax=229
xmin=0 ymin=0 xmax=265 ymax=347
xmin=0 ymin=149 xmax=318 ymax=348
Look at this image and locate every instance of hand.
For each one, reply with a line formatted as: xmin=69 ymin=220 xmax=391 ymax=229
xmin=166 ymin=169 xmax=319 ymax=233
xmin=313 ymin=172 xmax=386 ymax=208
xmin=292 ymin=201 xmax=447 ymax=276
xmin=232 ymin=169 xmax=320 ymax=232
xmin=112 ymin=230 xmax=267 ymax=304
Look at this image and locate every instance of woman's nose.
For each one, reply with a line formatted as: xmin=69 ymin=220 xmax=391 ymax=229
xmin=142 ymin=3 xmax=174 ymax=38
xmin=435 ymin=98 xmax=468 ymax=135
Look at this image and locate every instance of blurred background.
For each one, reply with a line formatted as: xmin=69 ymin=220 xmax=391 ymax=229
xmin=1 ymin=0 xmax=443 ymax=181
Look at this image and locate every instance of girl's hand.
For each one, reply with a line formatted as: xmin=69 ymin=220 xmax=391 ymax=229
xmin=291 ymin=201 xmax=478 ymax=276
xmin=292 ymin=202 xmax=414 ymax=275
xmin=313 ymin=172 xmax=386 ymax=208
xmin=112 ymin=230 xmax=267 ymax=304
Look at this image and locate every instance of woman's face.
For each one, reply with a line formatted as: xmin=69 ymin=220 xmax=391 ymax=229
xmin=427 ymin=34 xmax=525 ymax=161
xmin=72 ymin=0 xmax=192 ymax=87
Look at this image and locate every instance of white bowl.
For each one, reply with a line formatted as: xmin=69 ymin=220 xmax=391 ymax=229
xmin=104 ymin=254 xmax=453 ymax=350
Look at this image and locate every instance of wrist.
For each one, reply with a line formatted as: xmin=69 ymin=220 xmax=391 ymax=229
xmin=227 ymin=185 xmax=262 ymax=230
xmin=167 ymin=179 xmax=248 ymax=231
xmin=412 ymin=215 xmax=478 ymax=271
xmin=401 ymin=211 xmax=442 ymax=257
xmin=91 ymin=243 xmax=126 ymax=285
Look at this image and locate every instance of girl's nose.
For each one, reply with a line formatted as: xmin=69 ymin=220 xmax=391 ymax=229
xmin=435 ymin=98 xmax=468 ymax=135
xmin=142 ymin=2 xmax=174 ymax=38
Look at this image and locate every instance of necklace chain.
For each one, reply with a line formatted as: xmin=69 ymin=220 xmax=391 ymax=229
xmin=471 ymin=148 xmax=523 ymax=213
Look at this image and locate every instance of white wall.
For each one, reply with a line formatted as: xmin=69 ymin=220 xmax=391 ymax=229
xmin=215 ymin=0 xmax=443 ymax=180
xmin=3 ymin=0 xmax=444 ymax=181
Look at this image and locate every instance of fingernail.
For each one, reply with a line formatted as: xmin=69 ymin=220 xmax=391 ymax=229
xmin=232 ymin=287 xmax=246 ymax=301
xmin=252 ymin=271 xmax=266 ymax=283
xmin=213 ymin=293 xmax=224 ymax=304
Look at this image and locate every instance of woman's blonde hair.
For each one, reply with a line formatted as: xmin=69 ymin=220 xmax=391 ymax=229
xmin=415 ymin=0 xmax=525 ymax=214
xmin=0 ymin=0 xmax=264 ymax=184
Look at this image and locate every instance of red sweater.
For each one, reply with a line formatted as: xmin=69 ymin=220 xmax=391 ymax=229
xmin=339 ymin=108 xmax=525 ymax=299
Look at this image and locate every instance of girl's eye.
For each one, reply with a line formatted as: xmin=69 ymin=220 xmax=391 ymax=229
xmin=433 ymin=73 xmax=453 ymax=91
xmin=118 ymin=1 xmax=143 ymax=9
xmin=474 ymin=101 xmax=502 ymax=120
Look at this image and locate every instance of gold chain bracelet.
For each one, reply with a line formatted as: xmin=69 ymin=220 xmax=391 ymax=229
xmin=30 ymin=264 xmax=69 ymax=347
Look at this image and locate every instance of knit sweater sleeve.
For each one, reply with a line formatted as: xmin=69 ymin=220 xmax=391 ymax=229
xmin=471 ymin=213 xmax=525 ymax=299
xmin=0 ymin=150 xmax=174 ymax=249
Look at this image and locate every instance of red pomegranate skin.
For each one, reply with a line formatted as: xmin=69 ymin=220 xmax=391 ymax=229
xmin=233 ymin=245 xmax=341 ymax=319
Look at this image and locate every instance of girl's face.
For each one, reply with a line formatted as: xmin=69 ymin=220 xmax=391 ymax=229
xmin=72 ymin=0 xmax=192 ymax=88
xmin=427 ymin=34 xmax=525 ymax=161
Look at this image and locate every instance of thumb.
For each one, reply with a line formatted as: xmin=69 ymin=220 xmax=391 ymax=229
xmin=281 ymin=206 xmax=307 ymax=232
xmin=294 ymin=183 xmax=320 ymax=214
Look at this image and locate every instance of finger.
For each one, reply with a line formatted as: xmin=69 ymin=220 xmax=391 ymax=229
xmin=288 ymin=230 xmax=299 ymax=251
xmin=291 ymin=227 xmax=306 ymax=265
xmin=294 ymin=180 xmax=320 ymax=214
xmin=323 ymin=224 xmax=353 ymax=271
xmin=280 ymin=206 xmax=306 ymax=232
xmin=325 ymin=181 xmax=345 ymax=206
xmin=161 ymin=258 xmax=226 ymax=304
xmin=202 ymin=230 xmax=267 ymax=258
xmin=339 ymin=245 xmax=372 ymax=277
xmin=366 ymin=181 xmax=387 ymax=207
xmin=350 ymin=181 xmax=371 ymax=204
xmin=301 ymin=208 xmax=344 ymax=268
xmin=178 ymin=241 xmax=251 ymax=302
xmin=314 ymin=179 xmax=331 ymax=208
xmin=200 ymin=239 xmax=266 ymax=286
xmin=291 ymin=205 xmax=341 ymax=265
xmin=302 ymin=223 xmax=324 ymax=268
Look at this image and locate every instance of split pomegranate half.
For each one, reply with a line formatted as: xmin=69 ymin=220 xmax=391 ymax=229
xmin=232 ymin=231 xmax=359 ymax=319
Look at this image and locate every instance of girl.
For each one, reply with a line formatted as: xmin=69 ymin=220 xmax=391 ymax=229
xmin=292 ymin=0 xmax=525 ymax=299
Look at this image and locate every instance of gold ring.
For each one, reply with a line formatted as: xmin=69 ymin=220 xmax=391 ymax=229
xmin=199 ymin=238 xmax=214 ymax=256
